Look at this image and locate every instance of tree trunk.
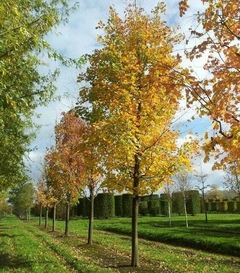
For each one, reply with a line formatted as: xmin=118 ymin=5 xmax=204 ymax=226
xmin=39 ymin=205 xmax=42 ymax=226
xmin=183 ymin=195 xmax=188 ymax=228
xmin=45 ymin=207 xmax=49 ymax=228
xmin=168 ymin=200 xmax=171 ymax=227
xmin=52 ymin=203 xmax=56 ymax=232
xmin=88 ymin=188 xmax=94 ymax=244
xmin=131 ymin=194 xmax=139 ymax=266
xmin=65 ymin=203 xmax=70 ymax=236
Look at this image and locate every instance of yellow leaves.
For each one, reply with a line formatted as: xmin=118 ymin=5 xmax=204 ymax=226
xmin=179 ymin=0 xmax=190 ymax=17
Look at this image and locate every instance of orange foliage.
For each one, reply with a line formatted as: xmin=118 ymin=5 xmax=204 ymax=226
xmin=45 ymin=111 xmax=87 ymax=204
xmin=180 ymin=0 xmax=240 ymax=170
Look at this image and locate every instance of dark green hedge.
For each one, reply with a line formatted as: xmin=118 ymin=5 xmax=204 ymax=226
xmin=160 ymin=193 xmax=170 ymax=216
xmin=114 ymin=195 xmax=123 ymax=217
xmin=139 ymin=201 xmax=148 ymax=216
xmin=172 ymin=192 xmax=185 ymax=215
xmin=122 ymin=193 xmax=132 ymax=217
xmin=186 ymin=190 xmax=201 ymax=216
xmin=95 ymin=193 xmax=115 ymax=219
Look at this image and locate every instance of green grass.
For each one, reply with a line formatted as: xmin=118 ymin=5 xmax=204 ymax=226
xmin=92 ymin=214 xmax=240 ymax=256
xmin=1 ymin=214 xmax=240 ymax=272
xmin=0 ymin=215 xmax=115 ymax=273
xmin=48 ymin=213 xmax=240 ymax=272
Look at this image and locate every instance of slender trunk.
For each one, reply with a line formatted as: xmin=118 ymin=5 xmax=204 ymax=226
xmin=39 ymin=205 xmax=42 ymax=226
xmin=45 ymin=207 xmax=49 ymax=228
xmin=168 ymin=200 xmax=171 ymax=227
xmin=183 ymin=195 xmax=188 ymax=228
xmin=65 ymin=203 xmax=70 ymax=236
xmin=202 ymin=192 xmax=208 ymax=223
xmin=88 ymin=188 xmax=94 ymax=244
xmin=52 ymin=203 xmax=56 ymax=232
xmin=131 ymin=100 xmax=141 ymax=267
xmin=131 ymin=194 xmax=139 ymax=266
xmin=28 ymin=208 xmax=31 ymax=221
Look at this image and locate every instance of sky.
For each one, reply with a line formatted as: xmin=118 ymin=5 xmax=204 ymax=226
xmin=28 ymin=0 xmax=225 ymax=190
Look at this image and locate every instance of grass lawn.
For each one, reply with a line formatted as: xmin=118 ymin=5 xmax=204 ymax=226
xmin=47 ymin=213 xmax=240 ymax=272
xmin=1 ymin=213 xmax=240 ymax=272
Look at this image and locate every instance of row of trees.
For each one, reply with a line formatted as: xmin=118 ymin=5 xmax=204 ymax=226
xmin=37 ymin=3 xmax=200 ymax=266
xmin=34 ymin=0 xmax=240 ymax=267
xmin=2 ymin=0 xmax=240 ymax=268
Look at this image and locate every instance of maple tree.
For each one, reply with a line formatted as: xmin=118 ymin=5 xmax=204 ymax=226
xmin=36 ymin=171 xmax=58 ymax=229
xmin=0 ymin=0 xmax=81 ymax=190
xmin=45 ymin=111 xmax=87 ymax=236
xmin=77 ymin=3 xmax=194 ymax=266
xmin=79 ymin=126 xmax=104 ymax=245
xmin=179 ymin=0 xmax=240 ymax=171
xmin=223 ymin=160 xmax=240 ymax=199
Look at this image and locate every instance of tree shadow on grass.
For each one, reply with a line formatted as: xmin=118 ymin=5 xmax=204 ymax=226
xmin=0 ymin=253 xmax=32 ymax=271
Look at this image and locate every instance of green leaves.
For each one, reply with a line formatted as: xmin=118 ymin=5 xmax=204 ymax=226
xmin=0 ymin=0 xmax=81 ymax=190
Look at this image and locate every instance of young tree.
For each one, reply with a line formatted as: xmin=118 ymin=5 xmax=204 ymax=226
xmin=77 ymin=3 xmax=192 ymax=266
xmin=223 ymin=160 xmax=240 ymax=199
xmin=205 ymin=184 xmax=224 ymax=200
xmin=162 ymin=182 xmax=173 ymax=227
xmin=9 ymin=182 xmax=35 ymax=220
xmin=45 ymin=111 xmax=87 ymax=236
xmin=195 ymin=167 xmax=210 ymax=223
xmin=179 ymin=0 xmax=240 ymax=171
xmin=36 ymin=174 xmax=58 ymax=230
xmin=174 ymin=168 xmax=192 ymax=228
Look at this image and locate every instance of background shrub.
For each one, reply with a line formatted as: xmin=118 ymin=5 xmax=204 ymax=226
xmin=122 ymin=193 xmax=132 ymax=217
xmin=114 ymin=195 xmax=123 ymax=217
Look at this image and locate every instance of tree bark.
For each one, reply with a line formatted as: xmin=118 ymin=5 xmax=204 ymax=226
xmin=65 ymin=203 xmax=70 ymax=236
xmin=131 ymin=151 xmax=140 ymax=267
xmin=168 ymin=201 xmax=172 ymax=227
xmin=183 ymin=195 xmax=188 ymax=228
xmin=44 ymin=207 xmax=49 ymax=228
xmin=88 ymin=188 xmax=94 ymax=244
xmin=52 ymin=203 xmax=56 ymax=232
xmin=131 ymin=193 xmax=139 ymax=266
xmin=39 ymin=205 xmax=42 ymax=226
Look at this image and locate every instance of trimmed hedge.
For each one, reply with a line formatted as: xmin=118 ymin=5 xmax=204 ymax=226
xmin=95 ymin=193 xmax=115 ymax=219
xmin=172 ymin=192 xmax=185 ymax=215
xmin=186 ymin=190 xmax=200 ymax=216
xmin=122 ymin=193 xmax=132 ymax=217
xmin=77 ymin=197 xmax=90 ymax=218
xmin=160 ymin=194 xmax=170 ymax=216
xmin=114 ymin=195 xmax=123 ymax=217
xmin=139 ymin=201 xmax=148 ymax=216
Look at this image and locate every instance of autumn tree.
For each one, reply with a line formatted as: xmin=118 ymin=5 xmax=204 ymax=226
xmin=0 ymin=0 xmax=81 ymax=191
xmin=179 ymin=0 xmax=240 ymax=171
xmin=36 ymin=171 xmax=58 ymax=230
xmin=205 ymin=184 xmax=224 ymax=200
xmin=45 ymin=111 xmax=87 ymax=236
xmin=77 ymin=3 xmax=193 ymax=266
xmin=174 ymin=168 xmax=192 ymax=228
xmin=76 ymin=126 xmax=104 ymax=245
xmin=223 ymin=160 xmax=240 ymax=199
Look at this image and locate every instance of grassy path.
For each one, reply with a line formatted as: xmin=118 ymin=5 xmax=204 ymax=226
xmin=43 ymin=217 xmax=240 ymax=273
xmin=1 ymin=215 xmax=240 ymax=272
xmin=0 ymin=215 xmax=112 ymax=273
xmin=0 ymin=215 xmax=75 ymax=272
